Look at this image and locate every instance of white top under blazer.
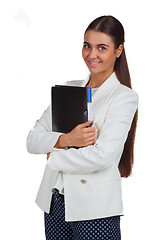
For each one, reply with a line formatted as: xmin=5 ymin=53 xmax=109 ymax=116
xmin=26 ymin=72 xmax=139 ymax=221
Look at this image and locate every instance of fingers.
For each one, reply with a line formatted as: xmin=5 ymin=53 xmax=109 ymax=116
xmin=78 ymin=120 xmax=92 ymax=129
xmin=85 ymin=131 xmax=96 ymax=138
xmin=84 ymin=133 xmax=96 ymax=146
xmin=83 ymin=126 xmax=96 ymax=134
xmin=84 ymin=139 xmax=95 ymax=147
xmin=70 ymin=121 xmax=96 ymax=148
xmin=88 ymin=140 xmax=95 ymax=145
xmin=77 ymin=121 xmax=96 ymax=132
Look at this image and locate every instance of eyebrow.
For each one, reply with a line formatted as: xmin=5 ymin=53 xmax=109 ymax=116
xmin=83 ymin=41 xmax=109 ymax=47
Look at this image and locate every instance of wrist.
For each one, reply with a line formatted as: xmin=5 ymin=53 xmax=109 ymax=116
xmin=54 ymin=133 xmax=70 ymax=148
xmin=61 ymin=133 xmax=71 ymax=147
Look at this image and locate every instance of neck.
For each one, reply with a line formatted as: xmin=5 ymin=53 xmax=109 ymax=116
xmin=87 ymin=70 xmax=114 ymax=88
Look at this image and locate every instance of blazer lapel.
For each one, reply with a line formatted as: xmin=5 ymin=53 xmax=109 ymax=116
xmin=80 ymin=72 xmax=120 ymax=102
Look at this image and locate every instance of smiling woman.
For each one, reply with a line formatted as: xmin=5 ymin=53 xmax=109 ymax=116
xmin=27 ymin=15 xmax=138 ymax=240
xmin=82 ymin=30 xmax=123 ymax=87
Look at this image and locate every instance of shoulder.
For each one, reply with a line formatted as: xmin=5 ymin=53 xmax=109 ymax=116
xmin=64 ymin=80 xmax=84 ymax=86
xmin=105 ymin=83 xmax=139 ymax=119
xmin=112 ymin=83 xmax=139 ymax=105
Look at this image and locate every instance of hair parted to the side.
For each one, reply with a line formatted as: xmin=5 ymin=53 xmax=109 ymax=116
xmin=85 ymin=15 xmax=138 ymax=178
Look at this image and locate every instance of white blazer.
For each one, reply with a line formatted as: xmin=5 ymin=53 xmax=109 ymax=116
xmin=27 ymin=72 xmax=139 ymax=221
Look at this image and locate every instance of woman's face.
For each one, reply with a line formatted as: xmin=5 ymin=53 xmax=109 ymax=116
xmin=82 ymin=30 xmax=122 ymax=77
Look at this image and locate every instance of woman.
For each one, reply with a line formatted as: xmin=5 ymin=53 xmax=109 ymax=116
xmin=27 ymin=15 xmax=138 ymax=239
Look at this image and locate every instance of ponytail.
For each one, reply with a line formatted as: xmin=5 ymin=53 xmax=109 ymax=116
xmin=115 ymin=49 xmax=138 ymax=177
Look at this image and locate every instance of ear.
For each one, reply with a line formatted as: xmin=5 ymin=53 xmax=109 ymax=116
xmin=115 ymin=44 xmax=123 ymax=58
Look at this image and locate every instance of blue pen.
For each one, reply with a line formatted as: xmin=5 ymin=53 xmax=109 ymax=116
xmin=87 ymin=87 xmax=92 ymax=122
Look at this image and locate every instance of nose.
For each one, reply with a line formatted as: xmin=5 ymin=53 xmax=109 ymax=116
xmin=88 ymin=48 xmax=98 ymax=59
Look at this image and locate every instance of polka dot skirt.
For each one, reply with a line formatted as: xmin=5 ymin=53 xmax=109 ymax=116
xmin=44 ymin=189 xmax=121 ymax=239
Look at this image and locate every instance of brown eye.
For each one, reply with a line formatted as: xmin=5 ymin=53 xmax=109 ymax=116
xmin=99 ymin=46 xmax=106 ymax=51
xmin=84 ymin=44 xmax=90 ymax=49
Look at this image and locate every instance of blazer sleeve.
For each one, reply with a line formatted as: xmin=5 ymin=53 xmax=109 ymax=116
xmin=47 ymin=90 xmax=139 ymax=174
xmin=26 ymin=105 xmax=64 ymax=154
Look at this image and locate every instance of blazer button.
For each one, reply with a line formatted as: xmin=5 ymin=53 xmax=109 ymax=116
xmin=81 ymin=179 xmax=87 ymax=184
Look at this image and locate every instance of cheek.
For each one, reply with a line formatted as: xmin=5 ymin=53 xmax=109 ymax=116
xmin=82 ymin=51 xmax=89 ymax=65
xmin=103 ymin=53 xmax=116 ymax=65
xmin=82 ymin=49 xmax=87 ymax=60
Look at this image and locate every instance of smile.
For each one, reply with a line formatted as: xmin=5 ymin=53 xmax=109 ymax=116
xmin=88 ymin=60 xmax=102 ymax=66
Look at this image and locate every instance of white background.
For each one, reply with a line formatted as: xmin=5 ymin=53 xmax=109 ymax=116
xmin=0 ymin=0 xmax=159 ymax=239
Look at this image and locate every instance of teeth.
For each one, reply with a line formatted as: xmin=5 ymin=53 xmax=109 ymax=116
xmin=90 ymin=61 xmax=100 ymax=64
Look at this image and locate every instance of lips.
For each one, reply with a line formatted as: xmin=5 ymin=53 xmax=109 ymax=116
xmin=88 ymin=60 xmax=102 ymax=66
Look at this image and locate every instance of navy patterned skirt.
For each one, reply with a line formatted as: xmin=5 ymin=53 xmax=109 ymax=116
xmin=44 ymin=189 xmax=121 ymax=239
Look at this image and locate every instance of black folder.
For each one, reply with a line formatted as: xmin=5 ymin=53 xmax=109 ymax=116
xmin=51 ymin=85 xmax=90 ymax=134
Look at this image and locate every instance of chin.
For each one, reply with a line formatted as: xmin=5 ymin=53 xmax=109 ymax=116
xmin=89 ymin=68 xmax=103 ymax=75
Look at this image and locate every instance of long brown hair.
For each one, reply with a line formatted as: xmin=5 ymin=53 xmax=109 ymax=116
xmin=85 ymin=15 xmax=138 ymax=177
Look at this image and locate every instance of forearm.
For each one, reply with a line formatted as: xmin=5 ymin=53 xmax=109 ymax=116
xmin=26 ymin=105 xmax=65 ymax=154
xmin=27 ymin=130 xmax=63 ymax=154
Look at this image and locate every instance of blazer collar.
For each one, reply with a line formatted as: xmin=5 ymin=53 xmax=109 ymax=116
xmin=81 ymin=72 xmax=120 ymax=102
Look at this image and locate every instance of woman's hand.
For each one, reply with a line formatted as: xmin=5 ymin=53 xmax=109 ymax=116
xmin=64 ymin=120 xmax=96 ymax=148
xmin=47 ymin=121 xmax=96 ymax=159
